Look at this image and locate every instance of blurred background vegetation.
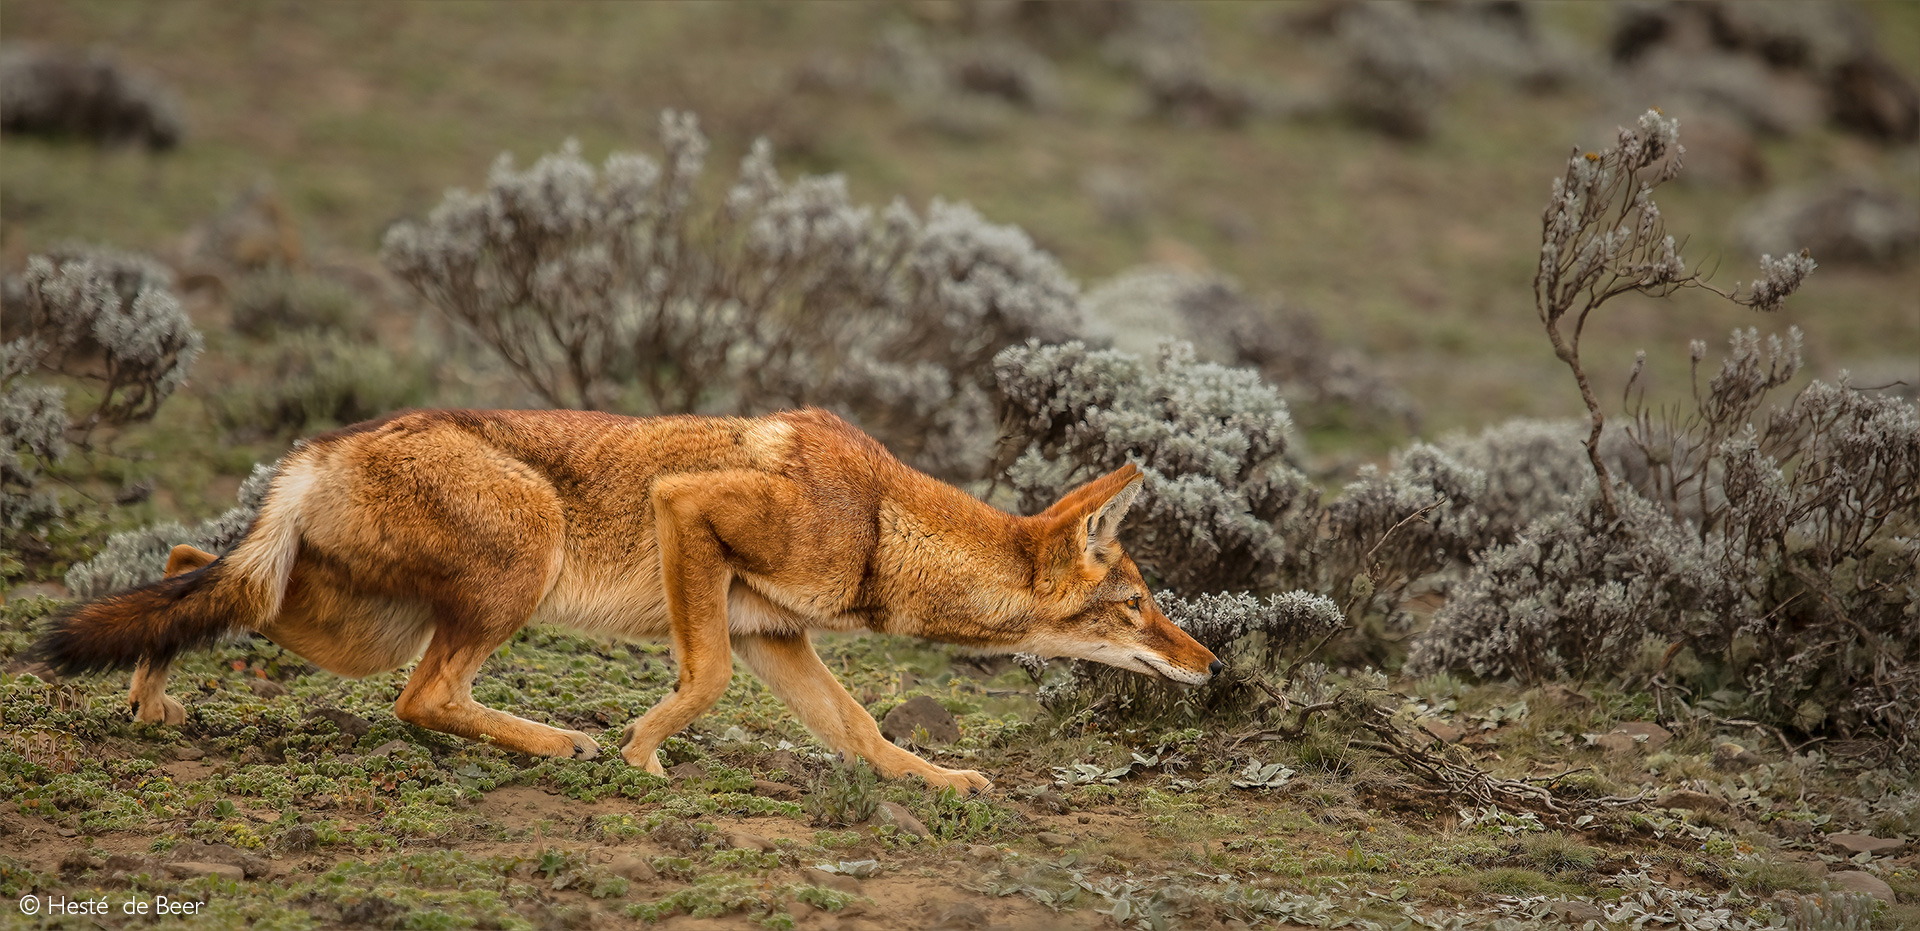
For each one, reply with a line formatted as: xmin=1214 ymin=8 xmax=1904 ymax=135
xmin=4 ymin=3 xmax=1914 ymax=527
xmin=3 ymin=7 xmax=1919 ymax=926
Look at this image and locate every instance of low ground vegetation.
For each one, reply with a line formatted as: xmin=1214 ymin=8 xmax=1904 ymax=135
xmin=3 ymin=4 xmax=1918 ymax=929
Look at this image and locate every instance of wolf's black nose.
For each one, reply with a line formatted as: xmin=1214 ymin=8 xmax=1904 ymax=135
xmin=1208 ymin=659 xmax=1224 ymax=675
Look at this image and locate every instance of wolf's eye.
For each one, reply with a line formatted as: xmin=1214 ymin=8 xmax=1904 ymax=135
xmin=1125 ymin=595 xmax=1142 ymax=611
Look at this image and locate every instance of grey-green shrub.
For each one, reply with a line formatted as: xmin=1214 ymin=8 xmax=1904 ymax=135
xmin=229 ymin=271 xmax=367 ymax=338
xmin=1080 ymin=265 xmax=1411 ymax=431
xmin=381 ymin=111 xmax=1077 ymax=478
xmin=993 ymin=339 xmax=1315 ymax=594
xmin=1405 ymin=481 xmax=1741 ymax=683
xmin=1411 ymin=332 xmax=1920 ymax=741
xmin=4 ymin=248 xmax=201 ymax=434
xmin=215 ymin=332 xmax=426 ymax=436
xmin=1436 ymin=418 xmax=1591 ymax=546
xmin=2 ymin=247 xmax=199 ymax=549
xmin=66 ymin=460 xmax=278 ymax=598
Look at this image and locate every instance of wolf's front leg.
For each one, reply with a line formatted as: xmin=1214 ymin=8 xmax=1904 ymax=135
xmin=617 ymin=475 xmax=743 ymax=773
xmin=734 ymin=632 xmax=992 ymax=794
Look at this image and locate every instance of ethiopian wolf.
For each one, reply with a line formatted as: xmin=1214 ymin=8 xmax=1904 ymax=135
xmin=34 ymin=408 xmax=1220 ymax=791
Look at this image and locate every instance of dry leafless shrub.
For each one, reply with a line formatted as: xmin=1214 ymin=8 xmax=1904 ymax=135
xmin=1415 ymin=110 xmax=1916 ymax=745
xmin=382 ymin=111 xmax=1077 ymax=478
xmin=1534 ymin=108 xmax=1813 ymax=523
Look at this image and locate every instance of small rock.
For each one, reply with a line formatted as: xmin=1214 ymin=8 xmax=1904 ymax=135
xmin=666 ymin=761 xmax=707 ymax=780
xmin=1827 ymin=870 xmax=1895 ymax=903
xmin=880 ymin=695 xmax=961 ymax=746
xmin=2 ymin=658 xmax=56 ymax=680
xmin=1593 ymin=733 xmax=1639 ymax=754
xmin=1772 ymin=819 xmax=1817 ymax=840
xmin=725 ymin=831 xmax=774 ymax=852
xmin=750 ymin=779 xmax=800 ymax=801
xmin=56 ymin=828 xmax=77 ymax=837
xmin=1027 ymin=789 xmax=1070 ymax=815
xmin=1546 ymin=900 xmax=1607 ymax=923
xmin=1827 ymin=833 xmax=1905 ymax=857
xmin=167 ymin=861 xmax=244 ymax=881
xmin=1658 ymin=790 xmax=1731 ymax=815
xmin=1712 ymin=742 xmax=1762 ymax=771
xmin=59 ymin=851 xmax=102 ymax=877
xmin=1611 ymin=722 xmax=1671 ymax=751
xmin=1778 ymin=852 xmax=1828 ymax=878
xmin=1421 ymin=721 xmax=1464 ymax=744
xmin=1034 ymin=832 xmax=1074 ymax=848
xmin=608 ymin=854 xmax=656 ymax=882
xmin=309 ymin=708 xmax=371 ymax=739
xmin=802 ymin=866 xmax=861 ymax=894
xmin=869 ymin=801 xmax=929 ymax=838
xmin=249 ymin=679 xmax=290 ymax=699
xmin=173 ymin=746 xmax=206 ymax=761
xmin=965 ymin=844 xmax=1001 ymax=861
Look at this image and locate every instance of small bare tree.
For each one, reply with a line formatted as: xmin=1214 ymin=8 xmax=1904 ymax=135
xmin=1533 ymin=109 xmax=1813 ymax=520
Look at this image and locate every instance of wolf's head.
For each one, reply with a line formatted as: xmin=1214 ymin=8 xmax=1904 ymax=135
xmin=1016 ymin=464 xmax=1221 ymax=684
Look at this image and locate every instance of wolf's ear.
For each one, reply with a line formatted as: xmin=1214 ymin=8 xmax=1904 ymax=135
xmin=1043 ymin=463 xmax=1145 ymax=560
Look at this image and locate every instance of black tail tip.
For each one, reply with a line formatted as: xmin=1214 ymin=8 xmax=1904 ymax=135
xmin=21 ymin=604 xmax=144 ymax=679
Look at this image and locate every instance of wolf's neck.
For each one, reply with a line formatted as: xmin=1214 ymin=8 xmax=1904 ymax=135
xmin=867 ymin=479 xmax=1041 ymax=646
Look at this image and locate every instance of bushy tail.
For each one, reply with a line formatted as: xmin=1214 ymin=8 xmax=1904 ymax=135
xmin=30 ymin=466 xmax=305 ymax=676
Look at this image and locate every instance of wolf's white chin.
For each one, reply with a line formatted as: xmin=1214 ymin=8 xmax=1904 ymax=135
xmin=1140 ymin=654 xmax=1209 ymax=685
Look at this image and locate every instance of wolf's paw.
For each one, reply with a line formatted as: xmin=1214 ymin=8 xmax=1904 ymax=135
xmin=922 ymin=766 xmax=993 ymax=795
xmin=616 ymin=720 xmax=666 ymax=775
xmin=131 ymin=693 xmax=186 ymax=726
xmin=561 ymin=729 xmax=601 ymax=760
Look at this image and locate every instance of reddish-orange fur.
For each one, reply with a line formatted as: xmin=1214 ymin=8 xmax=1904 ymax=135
xmin=35 ymin=408 xmax=1218 ymax=791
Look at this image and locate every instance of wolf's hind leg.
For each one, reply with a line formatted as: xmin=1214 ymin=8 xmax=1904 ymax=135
xmin=128 ymin=544 xmax=217 ymax=726
xmin=734 ymin=632 xmax=992 ymax=794
xmin=394 ymin=587 xmax=599 ymax=760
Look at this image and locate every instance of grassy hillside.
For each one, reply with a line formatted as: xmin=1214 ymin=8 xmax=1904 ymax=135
xmin=3 ymin=3 xmax=1917 ymax=929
